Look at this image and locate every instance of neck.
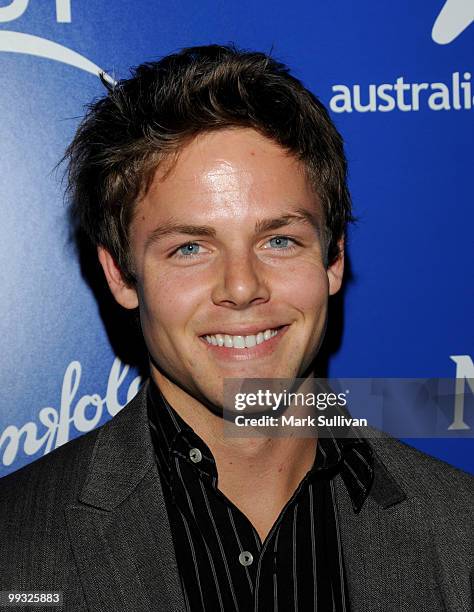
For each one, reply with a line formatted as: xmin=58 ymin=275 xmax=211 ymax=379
xmin=151 ymin=368 xmax=317 ymax=542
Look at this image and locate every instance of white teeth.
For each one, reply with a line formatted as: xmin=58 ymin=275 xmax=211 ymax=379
xmin=203 ymin=328 xmax=281 ymax=348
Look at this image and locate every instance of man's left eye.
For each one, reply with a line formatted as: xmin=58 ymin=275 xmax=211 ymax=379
xmin=265 ymin=236 xmax=297 ymax=249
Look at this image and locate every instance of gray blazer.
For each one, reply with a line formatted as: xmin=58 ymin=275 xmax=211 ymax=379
xmin=0 ymin=381 xmax=473 ymax=611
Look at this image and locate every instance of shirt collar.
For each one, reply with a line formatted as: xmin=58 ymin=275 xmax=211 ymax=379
xmin=147 ymin=380 xmax=217 ymax=482
xmin=147 ymin=378 xmax=373 ymax=512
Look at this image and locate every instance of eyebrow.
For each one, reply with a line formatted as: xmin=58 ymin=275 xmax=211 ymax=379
xmin=145 ymin=207 xmax=321 ymax=250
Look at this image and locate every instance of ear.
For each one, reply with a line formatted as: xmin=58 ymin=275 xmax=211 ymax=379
xmin=97 ymin=246 xmax=139 ymax=309
xmin=327 ymin=237 xmax=345 ymax=296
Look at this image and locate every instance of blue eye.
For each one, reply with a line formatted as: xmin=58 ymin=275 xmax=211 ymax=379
xmin=267 ymin=236 xmax=296 ymax=249
xmin=176 ymin=243 xmax=202 ymax=258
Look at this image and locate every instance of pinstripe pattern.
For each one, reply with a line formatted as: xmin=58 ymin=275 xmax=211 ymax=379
xmin=174 ymin=456 xmax=225 ymax=610
xmin=309 ymin=482 xmax=317 ymax=609
xmin=330 ymin=479 xmax=348 ymax=612
xmin=292 ymin=505 xmax=298 ymax=611
xmin=147 ymin=381 xmax=374 ymax=612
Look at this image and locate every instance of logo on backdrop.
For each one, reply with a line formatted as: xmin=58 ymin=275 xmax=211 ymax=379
xmin=0 ymin=358 xmax=141 ymax=469
xmin=329 ymin=1 xmax=473 ymax=113
xmin=0 ymin=0 xmax=115 ymax=83
xmin=432 ymin=0 xmax=474 ymax=45
xmin=449 ymin=355 xmax=474 ymax=430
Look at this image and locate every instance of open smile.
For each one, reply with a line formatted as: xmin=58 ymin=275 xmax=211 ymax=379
xmin=198 ymin=325 xmax=289 ymax=361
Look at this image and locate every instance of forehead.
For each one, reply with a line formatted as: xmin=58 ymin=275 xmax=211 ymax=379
xmin=135 ymin=127 xmax=319 ymax=228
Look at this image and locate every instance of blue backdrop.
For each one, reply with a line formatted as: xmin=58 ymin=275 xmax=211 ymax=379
xmin=1 ymin=0 xmax=472 ymax=477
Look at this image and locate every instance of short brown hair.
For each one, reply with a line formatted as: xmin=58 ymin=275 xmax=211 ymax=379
xmin=66 ymin=44 xmax=353 ymax=285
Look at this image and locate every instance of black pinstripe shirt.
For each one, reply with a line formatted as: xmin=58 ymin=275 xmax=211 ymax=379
xmin=147 ymin=380 xmax=374 ymax=612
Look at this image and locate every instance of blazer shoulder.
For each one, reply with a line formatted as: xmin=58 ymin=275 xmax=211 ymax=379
xmin=0 ymin=421 xmax=102 ymax=508
xmin=369 ymin=433 xmax=474 ymax=508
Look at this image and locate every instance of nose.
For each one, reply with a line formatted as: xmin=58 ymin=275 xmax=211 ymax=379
xmin=210 ymin=250 xmax=270 ymax=309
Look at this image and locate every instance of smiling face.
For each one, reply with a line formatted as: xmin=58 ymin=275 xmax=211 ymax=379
xmin=99 ymin=128 xmax=344 ymax=411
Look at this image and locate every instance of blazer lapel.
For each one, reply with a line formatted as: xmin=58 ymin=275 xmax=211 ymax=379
xmin=65 ymin=382 xmax=186 ymax=612
xmin=333 ymin=435 xmax=447 ymax=611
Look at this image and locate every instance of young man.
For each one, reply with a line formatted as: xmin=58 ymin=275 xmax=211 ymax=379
xmin=0 ymin=45 xmax=472 ymax=611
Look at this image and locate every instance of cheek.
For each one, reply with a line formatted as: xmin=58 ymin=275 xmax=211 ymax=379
xmin=279 ymin=262 xmax=329 ymax=314
xmin=138 ymin=267 xmax=206 ymax=335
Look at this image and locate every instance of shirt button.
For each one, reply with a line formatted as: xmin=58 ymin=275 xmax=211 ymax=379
xmin=239 ymin=551 xmax=253 ymax=567
xmin=189 ymin=448 xmax=202 ymax=463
